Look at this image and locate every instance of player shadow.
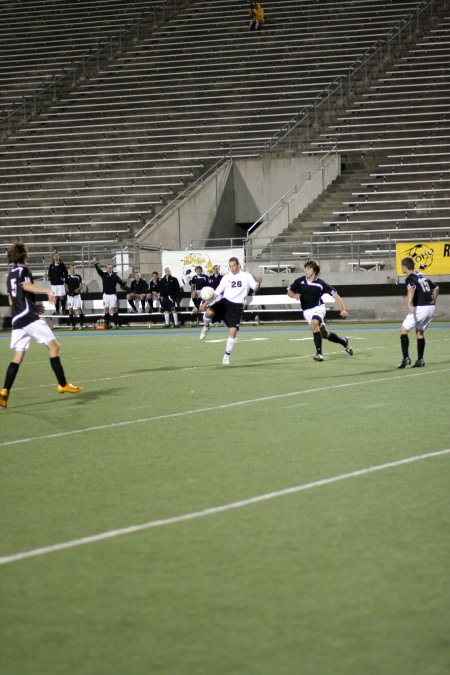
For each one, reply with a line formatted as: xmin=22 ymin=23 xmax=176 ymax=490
xmin=7 ymin=389 xmax=110 ymax=410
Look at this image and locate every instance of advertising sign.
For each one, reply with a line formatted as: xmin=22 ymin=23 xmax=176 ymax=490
xmin=395 ymin=241 xmax=450 ymax=276
xmin=161 ymin=248 xmax=245 ymax=288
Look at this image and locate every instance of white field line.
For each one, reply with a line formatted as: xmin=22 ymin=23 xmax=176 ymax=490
xmin=1 ymin=368 xmax=449 ymax=449
xmin=1 ymin=448 xmax=449 ymax=567
xmin=6 ymin=335 xmax=450 ymax=392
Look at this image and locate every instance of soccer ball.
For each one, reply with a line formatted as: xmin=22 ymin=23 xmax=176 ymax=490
xmin=200 ymin=286 xmax=215 ymax=301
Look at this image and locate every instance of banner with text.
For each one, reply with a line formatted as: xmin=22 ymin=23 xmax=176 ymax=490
xmin=395 ymin=241 xmax=450 ymax=276
xmin=161 ymin=248 xmax=245 ymax=288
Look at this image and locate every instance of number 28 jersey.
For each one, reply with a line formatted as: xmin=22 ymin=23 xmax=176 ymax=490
xmin=215 ymin=271 xmax=258 ymax=304
xmin=7 ymin=265 xmax=40 ymax=329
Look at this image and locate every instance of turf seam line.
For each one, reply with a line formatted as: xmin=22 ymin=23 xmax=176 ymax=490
xmin=1 ymin=367 xmax=449 ymax=448
xmin=1 ymin=448 xmax=449 ymax=566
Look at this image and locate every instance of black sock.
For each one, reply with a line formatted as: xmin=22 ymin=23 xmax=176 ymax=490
xmin=70 ymin=314 xmax=75 ymax=326
xmin=417 ymin=337 xmax=425 ymax=360
xmin=128 ymin=299 xmax=136 ymax=311
xmin=50 ymin=356 xmax=66 ymax=387
xmin=3 ymin=362 xmax=19 ymax=391
xmin=327 ymin=331 xmax=346 ymax=347
xmin=104 ymin=313 xmax=110 ymax=327
xmin=313 ymin=332 xmax=322 ymax=354
xmin=113 ymin=312 xmax=119 ymax=326
xmin=61 ymin=297 xmax=66 ymax=312
xmin=55 ymin=298 xmax=60 ymax=314
xmin=141 ymin=300 xmax=146 ymax=311
xmin=400 ymin=334 xmax=409 ymax=358
xmin=79 ymin=312 xmax=84 ymax=326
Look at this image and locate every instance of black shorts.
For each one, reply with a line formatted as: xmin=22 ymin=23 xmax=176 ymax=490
xmin=160 ymin=296 xmax=176 ymax=311
xmin=209 ymin=298 xmax=243 ymax=329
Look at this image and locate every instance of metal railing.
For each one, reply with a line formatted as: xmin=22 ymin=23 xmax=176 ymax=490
xmin=134 ymin=0 xmax=436 ymax=243
xmin=0 ymin=1 xmax=190 ymax=136
xmin=246 ymin=145 xmax=338 ymax=237
xmin=244 ymin=224 xmax=449 ymax=266
xmin=261 ymin=0 xmax=436 ymax=154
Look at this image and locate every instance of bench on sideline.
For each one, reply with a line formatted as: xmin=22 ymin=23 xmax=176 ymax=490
xmin=40 ymin=293 xmax=336 ymax=326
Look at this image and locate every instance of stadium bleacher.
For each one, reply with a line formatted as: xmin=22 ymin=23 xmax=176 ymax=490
xmin=0 ymin=0 xmax=447 ymax=272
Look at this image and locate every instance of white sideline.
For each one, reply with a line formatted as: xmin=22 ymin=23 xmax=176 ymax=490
xmin=1 ymin=367 xmax=449 ymax=449
xmin=1 ymin=449 xmax=449 ymax=566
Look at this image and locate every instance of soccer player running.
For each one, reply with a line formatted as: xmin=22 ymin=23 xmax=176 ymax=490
xmin=398 ymin=256 xmax=439 ymax=368
xmin=0 ymin=241 xmax=81 ymax=409
xmin=199 ymin=257 xmax=261 ymax=365
xmin=287 ymin=259 xmax=353 ymax=362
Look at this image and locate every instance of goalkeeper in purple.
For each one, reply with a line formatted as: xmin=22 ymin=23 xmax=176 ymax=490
xmin=288 ymin=259 xmax=353 ymax=362
xmin=199 ymin=257 xmax=261 ymax=365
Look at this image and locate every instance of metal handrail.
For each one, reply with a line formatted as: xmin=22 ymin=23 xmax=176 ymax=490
xmin=134 ymin=154 xmax=236 ymax=240
xmin=1 ymin=1 xmax=189 ymax=134
xmin=246 ymin=146 xmax=338 ymax=236
xmin=134 ymin=0 xmax=436 ymax=244
xmin=261 ymin=0 xmax=436 ymax=154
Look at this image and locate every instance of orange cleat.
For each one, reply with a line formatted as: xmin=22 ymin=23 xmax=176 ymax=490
xmin=0 ymin=388 xmax=9 ymax=409
xmin=57 ymin=383 xmax=82 ymax=394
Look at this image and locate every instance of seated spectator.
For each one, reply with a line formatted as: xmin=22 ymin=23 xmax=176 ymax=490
xmin=127 ymin=272 xmax=148 ymax=312
xmin=249 ymin=1 xmax=264 ymax=31
xmin=146 ymin=271 xmax=161 ymax=315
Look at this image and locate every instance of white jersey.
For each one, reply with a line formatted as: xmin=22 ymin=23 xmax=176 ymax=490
xmin=215 ymin=270 xmax=257 ymax=304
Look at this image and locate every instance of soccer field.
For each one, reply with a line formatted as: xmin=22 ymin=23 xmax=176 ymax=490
xmin=1 ymin=322 xmax=449 ymax=675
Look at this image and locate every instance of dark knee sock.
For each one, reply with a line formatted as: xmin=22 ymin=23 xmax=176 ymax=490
xmin=128 ymin=299 xmax=136 ymax=311
xmin=417 ymin=337 xmax=425 ymax=360
xmin=113 ymin=312 xmax=119 ymax=326
xmin=3 ymin=362 xmax=20 ymax=390
xmin=79 ymin=312 xmax=84 ymax=326
xmin=400 ymin=334 xmax=409 ymax=358
xmin=50 ymin=356 xmax=66 ymax=386
xmin=313 ymin=332 xmax=322 ymax=354
xmin=327 ymin=331 xmax=346 ymax=347
xmin=104 ymin=313 xmax=110 ymax=327
xmin=55 ymin=298 xmax=60 ymax=314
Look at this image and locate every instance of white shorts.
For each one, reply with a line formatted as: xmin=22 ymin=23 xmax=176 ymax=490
xmin=402 ymin=305 xmax=435 ymax=331
xmin=51 ymin=284 xmax=66 ymax=297
xmin=303 ymin=304 xmax=327 ymax=326
xmin=66 ymin=295 xmax=83 ymax=310
xmin=102 ymin=293 xmax=118 ymax=309
xmin=10 ymin=318 xmax=56 ymax=351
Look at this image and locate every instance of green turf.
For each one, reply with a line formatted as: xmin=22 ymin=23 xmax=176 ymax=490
xmin=1 ymin=323 xmax=449 ymax=674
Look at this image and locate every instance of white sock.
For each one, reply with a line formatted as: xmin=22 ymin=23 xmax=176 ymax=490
xmin=225 ymin=337 xmax=236 ymax=354
xmin=164 ymin=312 xmax=170 ymax=325
xmin=203 ymin=316 xmax=211 ymax=327
xmin=172 ymin=312 xmax=178 ymax=325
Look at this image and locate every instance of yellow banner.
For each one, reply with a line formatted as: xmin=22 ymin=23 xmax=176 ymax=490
xmin=396 ymin=241 xmax=450 ymax=276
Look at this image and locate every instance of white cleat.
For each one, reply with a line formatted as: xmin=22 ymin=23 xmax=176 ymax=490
xmin=222 ymin=354 xmax=230 ymax=366
xmin=199 ymin=326 xmax=209 ymax=340
xmin=313 ymin=353 xmax=324 ymax=362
